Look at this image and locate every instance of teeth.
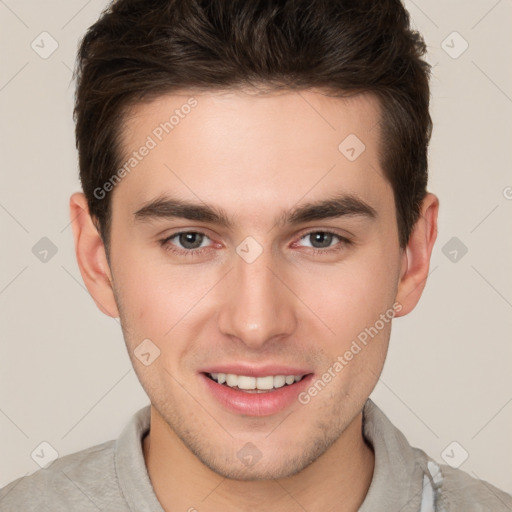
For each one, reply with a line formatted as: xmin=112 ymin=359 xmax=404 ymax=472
xmin=237 ymin=376 xmax=256 ymax=390
xmin=256 ymin=376 xmax=274 ymax=390
xmin=226 ymin=374 xmax=238 ymax=387
xmin=208 ymin=373 xmax=306 ymax=390
xmin=273 ymin=375 xmax=286 ymax=388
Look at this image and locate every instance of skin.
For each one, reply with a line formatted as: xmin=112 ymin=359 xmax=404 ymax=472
xmin=70 ymin=88 xmax=438 ymax=512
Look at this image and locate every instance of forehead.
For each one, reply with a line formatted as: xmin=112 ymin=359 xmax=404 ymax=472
xmin=112 ymin=88 xmax=390 ymax=223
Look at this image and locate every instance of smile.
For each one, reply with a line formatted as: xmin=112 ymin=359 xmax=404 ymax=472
xmin=201 ymin=371 xmax=314 ymax=416
xmin=206 ymin=372 xmax=307 ymax=393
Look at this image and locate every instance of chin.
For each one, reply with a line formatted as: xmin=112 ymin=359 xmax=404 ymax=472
xmin=204 ymin=459 xmax=307 ymax=481
xmin=196 ymin=441 xmax=326 ymax=482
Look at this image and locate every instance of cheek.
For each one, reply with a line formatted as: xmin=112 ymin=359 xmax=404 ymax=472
xmin=298 ymin=254 xmax=396 ymax=406
xmin=111 ymin=252 xmax=176 ymax=342
xmin=113 ymin=249 xmax=221 ymax=349
xmin=294 ymin=246 xmax=399 ymax=345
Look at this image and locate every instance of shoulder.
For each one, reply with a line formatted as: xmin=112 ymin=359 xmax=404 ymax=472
xmin=0 ymin=440 xmax=128 ymax=512
xmin=411 ymin=447 xmax=512 ymax=512
xmin=436 ymin=461 xmax=512 ymax=511
xmin=362 ymin=400 xmax=512 ymax=512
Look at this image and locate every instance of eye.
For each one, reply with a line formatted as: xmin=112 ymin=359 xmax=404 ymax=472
xmin=295 ymin=231 xmax=351 ymax=253
xmin=159 ymin=229 xmax=351 ymax=258
xmin=160 ymin=231 xmax=213 ymax=256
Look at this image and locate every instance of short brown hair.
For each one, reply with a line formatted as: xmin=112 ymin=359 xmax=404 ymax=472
xmin=74 ymin=0 xmax=432 ymax=255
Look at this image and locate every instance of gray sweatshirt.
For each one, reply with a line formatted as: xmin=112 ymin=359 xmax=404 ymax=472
xmin=1 ymin=398 xmax=511 ymax=511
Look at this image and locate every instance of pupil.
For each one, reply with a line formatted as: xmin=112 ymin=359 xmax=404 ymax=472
xmin=311 ymin=232 xmax=332 ymax=248
xmin=180 ymin=232 xmax=203 ymax=249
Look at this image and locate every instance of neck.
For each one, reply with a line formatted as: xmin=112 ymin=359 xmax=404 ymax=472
xmin=143 ymin=407 xmax=375 ymax=512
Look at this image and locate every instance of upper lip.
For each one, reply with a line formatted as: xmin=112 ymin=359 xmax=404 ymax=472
xmin=199 ymin=364 xmax=312 ymax=378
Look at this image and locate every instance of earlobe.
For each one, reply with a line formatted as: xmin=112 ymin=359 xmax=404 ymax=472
xmin=395 ymin=193 xmax=439 ymax=317
xmin=69 ymin=192 xmax=119 ymax=318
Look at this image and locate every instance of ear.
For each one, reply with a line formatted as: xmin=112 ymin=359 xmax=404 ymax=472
xmin=69 ymin=192 xmax=119 ymax=318
xmin=395 ymin=193 xmax=439 ymax=317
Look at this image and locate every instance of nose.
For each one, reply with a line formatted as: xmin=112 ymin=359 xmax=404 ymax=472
xmin=217 ymin=247 xmax=298 ymax=349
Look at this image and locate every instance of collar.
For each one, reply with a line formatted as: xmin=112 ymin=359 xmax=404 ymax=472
xmin=359 ymin=398 xmax=437 ymax=511
xmin=115 ymin=404 xmax=164 ymax=512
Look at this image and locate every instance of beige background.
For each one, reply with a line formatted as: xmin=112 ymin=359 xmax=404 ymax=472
xmin=1 ymin=0 xmax=511 ymax=495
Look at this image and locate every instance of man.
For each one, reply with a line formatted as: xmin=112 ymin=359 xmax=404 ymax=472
xmin=1 ymin=0 xmax=511 ymax=510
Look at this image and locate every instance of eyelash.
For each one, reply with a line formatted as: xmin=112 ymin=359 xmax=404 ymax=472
xmin=159 ymin=230 xmax=352 ymax=257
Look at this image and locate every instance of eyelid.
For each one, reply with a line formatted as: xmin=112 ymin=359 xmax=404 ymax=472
xmin=160 ymin=228 xmax=352 ymax=258
xmin=292 ymin=229 xmax=351 ymax=250
xmin=160 ymin=230 xmax=215 ymax=249
xmin=160 ymin=228 xmax=348 ymax=244
xmin=295 ymin=226 xmax=354 ymax=240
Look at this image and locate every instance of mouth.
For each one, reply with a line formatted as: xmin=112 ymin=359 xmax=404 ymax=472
xmin=199 ymin=369 xmax=314 ymax=416
xmin=204 ymin=372 xmax=308 ymax=393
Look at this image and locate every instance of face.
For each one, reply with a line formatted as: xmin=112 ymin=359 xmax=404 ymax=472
xmin=106 ymin=89 xmax=404 ymax=479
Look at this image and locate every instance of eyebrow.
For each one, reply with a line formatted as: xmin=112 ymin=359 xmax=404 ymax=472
xmin=133 ymin=192 xmax=377 ymax=228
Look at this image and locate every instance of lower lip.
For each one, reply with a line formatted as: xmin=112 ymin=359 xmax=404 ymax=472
xmin=200 ymin=373 xmax=314 ymax=417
